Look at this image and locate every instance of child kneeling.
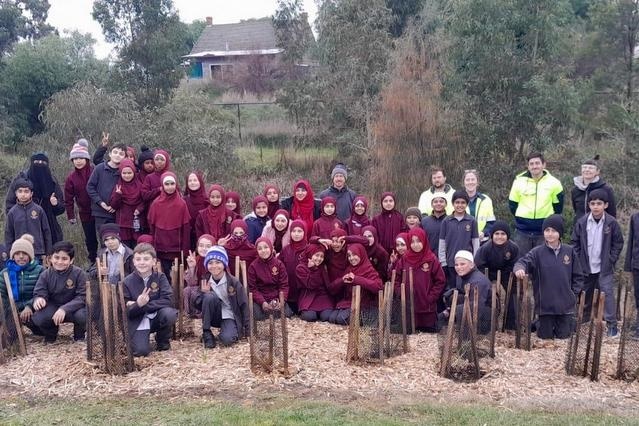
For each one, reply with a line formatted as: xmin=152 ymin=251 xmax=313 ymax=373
xmin=197 ymin=246 xmax=249 ymax=349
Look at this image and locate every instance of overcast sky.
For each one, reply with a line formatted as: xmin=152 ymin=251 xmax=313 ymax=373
xmin=47 ymin=0 xmax=318 ymax=59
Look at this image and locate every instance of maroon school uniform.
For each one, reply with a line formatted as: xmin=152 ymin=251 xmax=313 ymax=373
xmin=226 ymin=191 xmax=242 ymax=217
xmin=141 ymin=149 xmax=171 ymax=207
xmin=371 ymin=192 xmax=406 ymax=254
xmin=64 ymin=160 xmax=93 ymax=223
xmin=279 ymin=220 xmax=308 ymax=307
xmin=328 ymin=243 xmax=383 ymax=309
xmin=345 ymin=196 xmax=370 ymax=236
xmin=184 ymin=171 xmax=209 ymax=244
xmin=362 ymin=225 xmax=389 ymax=282
xmin=394 ymin=228 xmax=446 ymax=329
xmin=312 ymin=196 xmax=345 ymax=239
xmin=109 ymin=159 xmax=145 ymax=242
xmin=225 ymin=219 xmax=257 ymax=272
xmin=263 ymin=184 xmax=281 ymax=220
xmin=248 ymin=238 xmax=289 ymax=305
xmin=194 ymin=184 xmax=234 ymax=243
xmin=296 ymin=243 xmax=334 ymax=312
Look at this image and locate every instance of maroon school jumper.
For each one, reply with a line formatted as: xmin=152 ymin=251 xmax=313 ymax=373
xmin=371 ymin=192 xmax=406 ymax=254
xmin=296 ymin=244 xmax=334 ymax=312
xmin=248 ymin=238 xmax=289 ymax=305
xmin=311 ymin=197 xmax=345 ymax=239
xmin=328 ymin=243 xmax=383 ymax=309
xmin=278 ymin=220 xmax=308 ymax=307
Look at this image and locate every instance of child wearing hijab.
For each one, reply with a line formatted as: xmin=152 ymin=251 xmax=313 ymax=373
xmin=388 ymin=232 xmax=408 ymax=275
xmin=195 ymin=185 xmax=235 ymax=243
xmin=64 ymin=139 xmax=98 ymax=263
xmin=184 ymin=171 xmax=209 ymax=248
xmin=295 ymin=243 xmax=335 ymax=322
xmin=147 ymin=172 xmax=191 ymax=277
xmin=312 ymin=197 xmax=345 ymax=238
xmin=110 ymin=159 xmax=145 ymax=248
xmin=279 ymin=220 xmax=308 ymax=313
xmin=361 ymin=225 xmax=389 ymax=282
xmin=345 ymin=196 xmax=370 ymax=236
xmin=327 ymin=243 xmax=383 ymax=325
xmin=225 ymin=191 xmax=242 ymax=219
xmin=372 ymin=192 xmax=407 ymax=255
xmin=261 ymin=209 xmax=291 ymax=253
xmin=281 ymin=179 xmax=321 ymax=234
xmin=217 ymin=219 xmax=257 ymax=272
xmin=184 ymin=234 xmax=215 ymax=318
xmin=263 ymin=184 xmax=281 ymax=219
xmin=245 ymin=196 xmax=270 ymax=244
xmin=248 ymin=237 xmax=292 ymax=320
xmin=394 ymin=228 xmax=446 ymax=332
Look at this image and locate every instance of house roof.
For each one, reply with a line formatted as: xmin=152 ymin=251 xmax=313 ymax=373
xmin=187 ymin=18 xmax=279 ymax=58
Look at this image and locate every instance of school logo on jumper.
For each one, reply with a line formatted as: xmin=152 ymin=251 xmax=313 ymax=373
xmin=604 ymin=226 xmax=611 ymax=234
xmin=30 ymin=210 xmax=38 ymax=219
xmin=228 ymin=285 xmax=236 ymax=296
xmin=422 ymin=263 xmax=430 ymax=272
xmin=65 ymin=279 xmax=74 ymax=289
xmin=150 ymin=282 xmax=159 ymax=292
xmin=563 ymin=255 xmax=571 ymax=265
xmin=465 ymin=224 xmax=471 ymax=232
xmin=505 ymin=251 xmax=512 ymax=260
xmin=227 ymin=216 xmax=233 ymax=224
xmin=271 ymin=266 xmax=278 ymax=276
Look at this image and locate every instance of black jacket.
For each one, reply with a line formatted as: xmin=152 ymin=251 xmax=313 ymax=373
xmin=570 ymin=212 xmax=623 ymax=276
xmin=123 ymin=271 xmax=174 ymax=331
xmin=474 ymin=240 xmax=519 ymax=286
xmin=33 ymin=265 xmax=87 ymax=313
xmin=624 ymin=213 xmax=639 ymax=272
xmin=195 ymin=272 xmax=250 ymax=338
xmin=571 ymin=177 xmax=616 ymax=221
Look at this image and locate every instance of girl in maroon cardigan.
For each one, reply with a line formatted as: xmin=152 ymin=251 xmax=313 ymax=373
xmin=195 ymin=184 xmax=235 ymax=243
xmin=141 ymin=149 xmax=171 ymax=206
xmin=147 ymin=172 xmax=191 ymax=278
xmin=372 ymin=192 xmax=406 ymax=255
xmin=184 ymin=233 xmax=215 ymax=318
xmin=312 ymin=196 xmax=345 ymax=238
xmin=264 ymin=184 xmax=281 ymax=220
xmin=393 ymin=228 xmax=446 ymax=332
xmin=327 ymin=243 xmax=383 ymax=325
xmin=248 ymin=237 xmax=292 ymax=319
xmin=217 ymin=219 xmax=257 ymax=274
xmin=184 ymin=171 xmax=209 ymax=248
xmin=388 ymin=232 xmax=408 ymax=276
xmin=361 ymin=225 xmax=389 ymax=282
xmin=261 ymin=209 xmax=291 ymax=253
xmin=345 ymin=196 xmax=370 ymax=236
xmin=279 ymin=219 xmax=308 ymax=313
xmin=110 ymin=159 xmax=145 ymax=248
xmin=225 ymin=191 xmax=242 ymax=219
xmin=296 ymin=243 xmax=335 ymax=322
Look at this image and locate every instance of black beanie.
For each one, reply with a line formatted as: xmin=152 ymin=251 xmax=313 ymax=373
xmin=542 ymin=214 xmax=564 ymax=236
xmin=588 ymin=188 xmax=609 ymax=204
xmin=452 ymin=190 xmax=469 ymax=204
xmin=137 ymin=145 xmax=155 ymax=169
xmin=491 ymin=220 xmax=510 ymax=239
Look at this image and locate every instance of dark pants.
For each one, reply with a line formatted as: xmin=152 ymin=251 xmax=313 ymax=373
xmin=160 ymin=259 xmax=174 ymax=284
xmin=201 ymin=292 xmax=239 ymax=345
xmin=513 ymin=230 xmax=544 ymax=256
xmin=31 ymin=305 xmax=86 ymax=341
xmin=130 ymin=307 xmax=178 ymax=357
xmin=633 ymin=270 xmax=639 ymax=314
xmin=300 ymin=309 xmax=333 ymax=322
xmin=537 ymin=314 xmax=573 ymax=339
xmin=252 ymin=302 xmax=293 ymax=320
xmin=81 ymin=219 xmax=99 ymax=263
xmin=95 ymin=216 xmax=115 ymax=247
xmin=583 ymin=273 xmax=616 ymax=325
xmin=328 ymin=308 xmax=350 ymax=325
xmin=445 ymin=266 xmax=458 ymax=290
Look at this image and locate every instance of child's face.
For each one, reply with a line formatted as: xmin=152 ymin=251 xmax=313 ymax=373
xmin=143 ymin=159 xmax=155 ymax=173
xmin=226 ymin=199 xmax=237 ymax=211
xmin=265 ymin=188 xmax=279 ymax=202
xmin=72 ymin=158 xmax=88 ymax=169
xmin=454 ymin=258 xmax=473 ymax=276
xmin=323 ymin=203 xmax=335 ymax=216
xmin=121 ymin=166 xmax=135 ymax=182
xmin=110 ymin=148 xmax=126 ymax=165
xmin=290 ymin=226 xmax=305 ymax=242
xmin=104 ymin=236 xmax=120 ymax=251
xmin=331 ymin=236 xmax=344 ymax=252
xmin=354 ymin=202 xmax=366 ymax=215
xmin=232 ymin=227 xmax=245 ymax=238
xmin=51 ymin=250 xmax=73 ymax=271
xmin=187 ymin=173 xmax=200 ymax=191
xmin=134 ymin=252 xmax=155 ymax=275
xmin=395 ymin=239 xmax=407 ymax=255
xmin=209 ymin=190 xmax=222 ymax=207
xmin=257 ymin=242 xmax=272 ymax=259
xmin=15 ymin=187 xmax=32 ymax=204
xmin=274 ymin=216 xmax=288 ymax=231
xmin=492 ymin=230 xmax=508 ymax=246
xmin=453 ymin=199 xmax=467 ymax=214
xmin=255 ymin=202 xmax=268 ymax=217
xmin=405 ymin=215 xmax=420 ymax=228
xmin=363 ymin=230 xmax=375 ymax=247
xmin=544 ymin=227 xmax=560 ymax=245
xmin=295 ymin=186 xmax=308 ymax=201
xmin=154 ymin=154 xmax=167 ymax=171
xmin=12 ymin=251 xmax=30 ymax=266
xmin=207 ymin=259 xmax=225 ymax=278
xmin=347 ymin=250 xmax=361 ymax=266
xmin=310 ymin=251 xmax=325 ymax=267
xmin=197 ymin=237 xmax=213 ymax=257
xmin=163 ymin=180 xmax=176 ymax=194
xmin=432 ymin=198 xmax=446 ymax=214
xmin=382 ymin=196 xmax=395 ymax=211
xmin=410 ymin=235 xmax=423 ymax=253
xmin=588 ymin=199 xmax=608 ymax=218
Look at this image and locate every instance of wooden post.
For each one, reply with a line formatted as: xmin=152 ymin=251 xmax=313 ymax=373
xmin=235 ymin=255 xmax=240 ymax=279
xmin=385 ymin=280 xmax=395 ymax=353
xmin=170 ymin=262 xmax=178 ymax=340
xmin=616 ymin=273 xmax=624 ymax=321
xmin=279 ymin=291 xmax=289 ymax=374
xmin=502 ymin=272 xmax=513 ymax=332
xmin=567 ymin=291 xmax=586 ymax=374
xmin=347 ymin=287 xmax=357 ymax=361
xmin=401 ymin=282 xmax=408 ymax=353
xmin=463 ymin=292 xmax=481 ymax=380
xmin=101 ymin=253 xmax=108 ymax=283
xmin=583 ymin=289 xmax=600 ymax=377
xmin=523 ymin=277 xmax=531 ymax=351
xmin=3 ymin=271 xmax=26 ymax=356
xmin=241 ymin=261 xmax=248 ymax=299
xmin=473 ymin=284 xmax=479 ymax=336
xmin=515 ymin=278 xmax=521 ymax=349
xmin=378 ymin=289 xmax=384 ymax=363
xmin=0 ymin=291 xmax=6 ymax=364
xmin=353 ymin=285 xmax=361 ymax=360
xmin=490 ymin=283 xmax=497 ymax=358
xmin=100 ymin=282 xmax=113 ymax=374
xmin=178 ymin=263 xmax=185 ymax=337
xmin=248 ymin=293 xmax=255 ymax=368
xmin=459 ymin=284 xmax=470 ymax=348
xmin=591 ymin=293 xmax=606 ymax=381
xmin=439 ymin=290 xmax=458 ymax=377
xmin=616 ymin=286 xmax=631 ymax=379
xmin=390 ymin=269 xmax=396 ymax=289
xmin=86 ymin=280 xmax=94 ymax=360
xmin=409 ymin=267 xmax=415 ymax=335
xmin=109 ymin=285 xmax=121 ymax=374
xmin=117 ymin=282 xmax=134 ymax=371
xmin=268 ymin=311 xmax=275 ymax=371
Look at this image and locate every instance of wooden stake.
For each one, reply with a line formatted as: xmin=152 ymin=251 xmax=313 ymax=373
xmin=101 ymin=253 xmax=108 ymax=283
xmin=86 ymin=280 xmax=94 ymax=361
xmin=117 ymin=282 xmax=134 ymax=371
xmin=490 ymin=283 xmax=497 ymax=358
xmin=378 ymin=289 xmax=384 ymax=363
xmin=248 ymin=293 xmax=255 ymax=368
xmin=567 ymin=291 xmax=586 ymax=375
xmin=353 ymin=285 xmax=361 ymax=360
xmin=439 ymin=290 xmax=459 ymax=377
xmin=178 ymin=263 xmax=185 ymax=337
xmin=279 ymin=291 xmax=289 ymax=374
xmin=515 ymin=278 xmax=521 ymax=349
xmin=616 ymin=286 xmax=631 ymax=379
xmin=459 ymin=284 xmax=470 ymax=349
xmin=473 ymin=284 xmax=479 ymax=336
xmin=100 ymin=282 xmax=113 ymax=373
xmin=523 ymin=277 xmax=531 ymax=351
xmin=583 ymin=289 xmax=600 ymax=377
xmin=0 ymin=290 xmax=8 ymax=363
xmin=591 ymin=293 xmax=605 ymax=381
xmin=235 ymin=255 xmax=240 ymax=279
xmin=347 ymin=287 xmax=357 ymax=361
xmin=268 ymin=311 xmax=275 ymax=371
xmin=463 ymin=291 xmax=481 ymax=380
xmin=3 ymin=271 xmax=26 ymax=356
xmin=241 ymin=261 xmax=248 ymax=299
xmin=409 ymin=267 xmax=415 ymax=335
xmin=401 ymin=282 xmax=408 ymax=353
xmin=502 ymin=272 xmax=513 ymax=333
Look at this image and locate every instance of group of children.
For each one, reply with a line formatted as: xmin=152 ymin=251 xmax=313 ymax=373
xmin=1 ymin=140 xmax=638 ymax=358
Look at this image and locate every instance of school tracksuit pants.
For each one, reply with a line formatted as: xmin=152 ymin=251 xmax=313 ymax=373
xmin=583 ymin=272 xmax=616 ymax=326
xmin=130 ymin=307 xmax=178 ymax=357
xmin=31 ymin=305 xmax=86 ymax=341
xmin=201 ymin=292 xmax=239 ymax=346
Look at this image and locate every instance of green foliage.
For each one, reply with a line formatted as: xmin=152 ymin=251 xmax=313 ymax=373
xmin=0 ymin=0 xmax=54 ymax=57
xmin=386 ymin=0 xmax=424 ymax=37
xmin=185 ymin=19 xmax=206 ymax=50
xmin=273 ymin=0 xmax=314 ymax=65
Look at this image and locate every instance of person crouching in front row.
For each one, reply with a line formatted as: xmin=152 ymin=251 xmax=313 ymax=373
xmin=123 ymin=243 xmax=177 ymax=356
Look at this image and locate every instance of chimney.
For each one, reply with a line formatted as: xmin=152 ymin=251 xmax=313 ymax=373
xmin=206 ymin=16 xmax=213 ymax=26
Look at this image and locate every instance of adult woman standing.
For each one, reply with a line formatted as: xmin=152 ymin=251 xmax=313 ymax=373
xmin=462 ymin=170 xmax=495 ymax=243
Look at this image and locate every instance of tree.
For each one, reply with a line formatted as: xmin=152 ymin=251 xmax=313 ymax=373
xmin=185 ymin=19 xmax=206 ymax=50
xmin=92 ymin=0 xmax=191 ymax=108
xmin=386 ymin=0 xmax=424 ymax=37
xmin=0 ymin=0 xmax=54 ymax=57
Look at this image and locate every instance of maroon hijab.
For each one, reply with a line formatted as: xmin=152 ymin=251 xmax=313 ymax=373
xmin=347 ymin=196 xmax=370 ymax=235
xmin=372 ymin=192 xmax=405 ymax=253
xmin=184 ymin=171 xmax=209 ymax=219
xmin=291 ymin=179 xmax=315 ymax=234
xmin=117 ymin=159 xmax=143 ymax=205
xmin=226 ymin=219 xmax=257 ymax=266
xmin=403 ymin=228 xmax=437 ymax=267
xmin=289 ymin=219 xmax=308 ymax=253
xmin=204 ymin=184 xmax=231 ymax=232
xmin=346 ymin=243 xmax=380 ymax=280
xmin=148 ymin=172 xmax=190 ymax=230
xmin=226 ymin=191 xmax=242 ymax=216
xmin=263 ymin=184 xmax=281 ymax=219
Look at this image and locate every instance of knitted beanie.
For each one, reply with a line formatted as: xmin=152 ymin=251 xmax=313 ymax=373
xmin=10 ymin=238 xmax=34 ymax=261
xmin=454 ymin=250 xmax=474 ymax=263
xmin=137 ymin=234 xmax=154 ymax=245
xmin=69 ymin=139 xmax=91 ymax=160
xmin=204 ymin=246 xmax=229 ymax=268
xmin=542 ymin=214 xmax=564 ymax=236
xmin=100 ymin=223 xmax=121 ymax=241
xmin=405 ymin=207 xmax=422 ymax=219
xmin=331 ymin=163 xmax=348 ymax=180
xmin=491 ymin=220 xmax=511 ymax=239
xmin=137 ymin=145 xmax=155 ymax=169
xmin=14 ymin=178 xmax=33 ymax=191
xmin=452 ymin=190 xmax=469 ymax=204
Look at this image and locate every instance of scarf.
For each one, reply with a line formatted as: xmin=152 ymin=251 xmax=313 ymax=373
xmin=346 ymin=243 xmax=380 ymax=280
xmin=147 ymin=172 xmax=190 ymax=230
xmin=272 ymin=209 xmax=290 ymax=253
xmin=184 ymin=171 xmax=209 ymax=219
xmin=403 ymin=227 xmax=437 ymax=268
xmin=6 ymin=259 xmax=28 ymax=303
xmin=290 ymin=179 xmax=316 ymax=235
xmin=116 ymin=159 xmax=143 ymax=206
xmin=348 ymin=196 xmax=370 ymax=235
xmin=226 ymin=191 xmax=242 ymax=216
xmin=372 ymin=192 xmax=404 ymax=253
xmin=204 ymin=184 xmax=232 ymax=235
xmin=289 ymin=219 xmax=308 ymax=253
xmin=263 ymin=184 xmax=281 ymax=219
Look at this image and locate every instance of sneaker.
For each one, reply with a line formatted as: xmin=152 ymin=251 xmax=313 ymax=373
xmin=202 ymin=330 xmax=216 ymax=349
xmin=607 ymin=325 xmax=619 ymax=338
xmin=156 ymin=341 xmax=171 ymax=351
xmin=73 ymin=336 xmax=85 ymax=343
xmin=43 ymin=336 xmax=57 ymax=345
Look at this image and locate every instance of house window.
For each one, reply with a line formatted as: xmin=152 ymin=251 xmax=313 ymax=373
xmin=211 ymin=64 xmax=233 ymax=79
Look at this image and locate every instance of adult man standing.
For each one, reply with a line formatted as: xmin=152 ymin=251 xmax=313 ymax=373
xmin=508 ymin=152 xmax=564 ymax=254
xmin=571 ymin=156 xmax=616 ymax=221
xmin=318 ymin=163 xmax=357 ymax=222
xmin=418 ymin=167 xmax=454 ymax=216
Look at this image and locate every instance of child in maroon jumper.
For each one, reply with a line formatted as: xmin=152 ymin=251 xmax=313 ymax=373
xmin=312 ymin=196 xmax=345 ymax=238
xmin=263 ymin=184 xmax=281 ymax=220
xmin=261 ymin=209 xmax=291 ymax=253
xmin=372 ymin=192 xmax=407 ymax=255
xmin=327 ymin=243 xmax=383 ymax=325
xmin=279 ymin=220 xmax=308 ymax=313
xmin=110 ymin=159 xmax=145 ymax=248
xmin=248 ymin=237 xmax=292 ymax=319
xmin=394 ymin=228 xmax=446 ymax=332
xmin=184 ymin=234 xmax=215 ymax=318
xmin=345 ymin=196 xmax=370 ymax=236
xmin=217 ymin=219 xmax=257 ymax=273
xmin=141 ymin=149 xmax=171 ymax=206
xmin=225 ymin=191 xmax=242 ymax=219
xmin=184 ymin=171 xmax=209 ymax=248
xmin=389 ymin=232 xmax=408 ymax=274
xmin=295 ymin=243 xmax=335 ymax=322
xmin=64 ymin=139 xmax=98 ymax=263
xmin=195 ymin=184 xmax=235 ymax=243
xmin=361 ymin=225 xmax=389 ymax=282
